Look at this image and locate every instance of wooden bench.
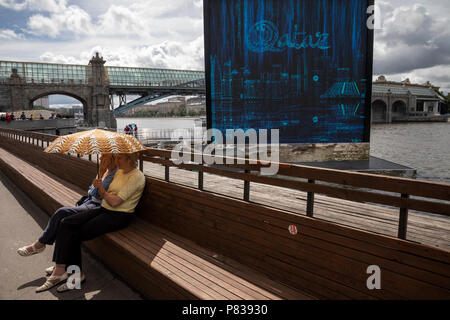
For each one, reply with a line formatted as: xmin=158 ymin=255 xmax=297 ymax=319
xmin=0 ymin=132 xmax=449 ymax=300
xmin=0 ymin=147 xmax=313 ymax=300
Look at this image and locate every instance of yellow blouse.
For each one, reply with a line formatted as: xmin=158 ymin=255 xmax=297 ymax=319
xmin=102 ymin=168 xmax=145 ymax=213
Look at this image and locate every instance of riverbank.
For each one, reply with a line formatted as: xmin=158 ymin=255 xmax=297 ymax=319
xmin=392 ymin=114 xmax=449 ymax=123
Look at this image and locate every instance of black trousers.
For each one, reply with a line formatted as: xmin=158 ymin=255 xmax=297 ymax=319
xmin=52 ymin=207 xmax=133 ymax=271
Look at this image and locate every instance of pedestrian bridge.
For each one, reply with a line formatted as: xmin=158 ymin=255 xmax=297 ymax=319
xmin=0 ymin=54 xmax=205 ymax=127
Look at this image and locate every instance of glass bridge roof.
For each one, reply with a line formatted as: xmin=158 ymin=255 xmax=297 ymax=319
xmin=0 ymin=60 xmax=204 ymax=87
xmin=0 ymin=60 xmax=89 ymax=84
xmin=106 ymin=66 xmax=204 ymax=87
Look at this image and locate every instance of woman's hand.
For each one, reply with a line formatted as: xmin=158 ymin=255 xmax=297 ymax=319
xmin=98 ymin=155 xmax=112 ymax=178
xmin=92 ymin=178 xmax=103 ymax=189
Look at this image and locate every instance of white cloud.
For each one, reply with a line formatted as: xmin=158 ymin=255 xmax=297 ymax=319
xmin=40 ymin=51 xmax=84 ymax=64
xmin=0 ymin=0 xmax=67 ymax=12
xmin=373 ymin=2 xmax=450 ymax=93
xmin=95 ymin=1 xmax=203 ymax=42
xmin=97 ymin=5 xmax=146 ymax=37
xmin=0 ymin=28 xmax=25 ymax=39
xmin=27 ymin=14 xmax=59 ymax=37
xmin=39 ymin=35 xmax=205 ymax=71
xmin=26 ymin=4 xmax=94 ymax=37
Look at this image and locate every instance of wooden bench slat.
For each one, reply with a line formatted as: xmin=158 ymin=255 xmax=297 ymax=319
xmin=129 ymin=222 xmax=315 ymax=300
xmin=124 ymin=222 xmax=285 ymax=300
xmin=0 ymin=149 xmax=82 ymax=205
xmin=118 ymin=227 xmax=249 ymax=300
xmin=108 ymin=231 xmax=227 ymax=299
xmin=85 ymin=235 xmax=198 ymax=299
xmin=0 ymin=152 xmax=80 ymax=203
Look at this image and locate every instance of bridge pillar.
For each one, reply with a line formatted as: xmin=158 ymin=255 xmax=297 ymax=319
xmin=88 ymin=53 xmax=116 ymax=129
xmin=7 ymin=69 xmax=28 ymax=112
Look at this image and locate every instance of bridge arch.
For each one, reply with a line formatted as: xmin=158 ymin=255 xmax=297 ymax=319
xmin=392 ymin=100 xmax=407 ymax=115
xmin=28 ymin=90 xmax=89 ymax=121
xmin=371 ymin=99 xmax=387 ymax=123
xmin=29 ymin=90 xmax=88 ymax=109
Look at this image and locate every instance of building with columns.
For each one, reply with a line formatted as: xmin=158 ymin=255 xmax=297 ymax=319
xmin=371 ymin=76 xmax=447 ymax=123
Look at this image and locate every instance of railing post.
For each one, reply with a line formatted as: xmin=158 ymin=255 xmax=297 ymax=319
xmin=198 ymin=165 xmax=204 ymax=191
xmin=243 ymin=169 xmax=250 ymax=202
xmin=398 ymin=194 xmax=409 ymax=240
xmin=307 ymin=179 xmax=315 ymax=217
xmin=139 ymin=153 xmax=144 ymax=172
xmin=165 ymin=156 xmax=170 ymax=182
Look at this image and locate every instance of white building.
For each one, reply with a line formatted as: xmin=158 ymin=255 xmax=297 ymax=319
xmin=371 ymin=76 xmax=447 ymax=123
xmin=33 ymin=96 xmax=49 ymax=108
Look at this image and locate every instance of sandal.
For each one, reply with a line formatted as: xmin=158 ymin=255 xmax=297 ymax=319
xmin=57 ymin=273 xmax=86 ymax=292
xmin=17 ymin=243 xmax=45 ymax=257
xmin=36 ymin=273 xmax=68 ymax=293
xmin=45 ymin=266 xmax=55 ymax=276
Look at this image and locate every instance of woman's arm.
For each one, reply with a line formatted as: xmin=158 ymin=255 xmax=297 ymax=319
xmin=93 ymin=179 xmax=123 ymax=207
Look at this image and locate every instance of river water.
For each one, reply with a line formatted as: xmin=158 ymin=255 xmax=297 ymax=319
xmin=117 ymin=118 xmax=450 ymax=184
xmin=370 ymin=122 xmax=450 ymax=184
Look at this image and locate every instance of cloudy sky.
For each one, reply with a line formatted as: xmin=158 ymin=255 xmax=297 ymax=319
xmin=0 ymin=0 xmax=449 ymax=105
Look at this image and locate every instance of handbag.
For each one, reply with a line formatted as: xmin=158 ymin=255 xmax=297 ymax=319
xmin=76 ymin=195 xmax=89 ymax=206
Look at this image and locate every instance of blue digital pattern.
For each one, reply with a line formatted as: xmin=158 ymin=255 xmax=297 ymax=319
xmin=205 ymin=0 xmax=370 ymax=143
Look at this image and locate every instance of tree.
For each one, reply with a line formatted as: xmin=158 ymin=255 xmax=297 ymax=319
xmin=176 ymin=104 xmax=187 ymax=117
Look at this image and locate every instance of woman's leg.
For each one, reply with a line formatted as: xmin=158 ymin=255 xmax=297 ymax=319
xmin=38 ymin=209 xmax=101 ymax=292
xmin=43 ymin=208 xmax=131 ymax=292
xmin=72 ymin=208 xmax=133 ymax=270
xmin=80 ymin=209 xmax=133 ymax=242
xmin=18 ymin=203 xmax=98 ymax=257
xmin=39 ymin=202 xmax=100 ymax=245
xmin=52 ymin=207 xmax=102 ymax=271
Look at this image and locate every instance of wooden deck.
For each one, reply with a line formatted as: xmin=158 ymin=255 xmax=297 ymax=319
xmin=140 ymin=161 xmax=450 ymax=250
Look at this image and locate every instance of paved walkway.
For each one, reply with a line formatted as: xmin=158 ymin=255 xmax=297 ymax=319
xmin=0 ymin=171 xmax=143 ymax=300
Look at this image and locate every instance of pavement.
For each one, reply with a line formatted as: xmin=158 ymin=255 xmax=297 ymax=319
xmin=0 ymin=170 xmax=143 ymax=300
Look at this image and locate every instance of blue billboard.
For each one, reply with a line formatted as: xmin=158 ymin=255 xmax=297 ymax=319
xmin=204 ymin=0 xmax=373 ymax=143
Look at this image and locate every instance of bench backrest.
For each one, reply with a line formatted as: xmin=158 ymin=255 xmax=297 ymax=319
xmin=139 ymin=176 xmax=450 ymax=300
xmin=0 ymin=138 xmax=96 ymax=191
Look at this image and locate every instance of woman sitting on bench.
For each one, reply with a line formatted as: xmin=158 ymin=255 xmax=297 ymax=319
xmin=36 ymin=152 xmax=146 ymax=293
xmin=17 ymin=154 xmax=118 ymax=258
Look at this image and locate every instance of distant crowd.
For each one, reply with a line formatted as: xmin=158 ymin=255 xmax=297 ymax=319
xmin=124 ymin=123 xmax=138 ymax=137
xmin=1 ymin=112 xmax=62 ymax=122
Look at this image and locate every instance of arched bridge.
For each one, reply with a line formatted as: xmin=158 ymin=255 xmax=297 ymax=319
xmin=0 ymin=53 xmax=205 ymax=128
